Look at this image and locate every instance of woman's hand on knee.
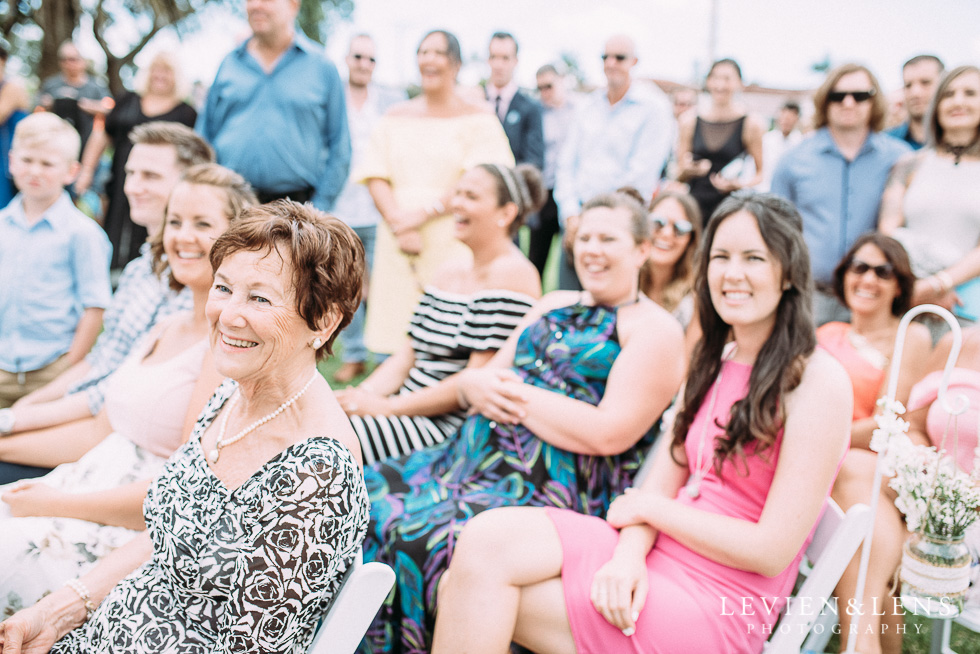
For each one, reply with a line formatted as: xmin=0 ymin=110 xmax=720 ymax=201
xmin=589 ymin=553 xmax=648 ymax=635
xmin=0 ymin=604 xmax=60 ymax=654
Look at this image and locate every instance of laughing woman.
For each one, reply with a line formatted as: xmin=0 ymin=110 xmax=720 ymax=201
xmin=335 ymin=163 xmax=543 ymax=464
xmin=431 ymin=193 xmax=851 ymax=654
xmin=0 ymin=202 xmax=369 ymax=654
xmin=361 ymin=190 xmax=685 ymax=653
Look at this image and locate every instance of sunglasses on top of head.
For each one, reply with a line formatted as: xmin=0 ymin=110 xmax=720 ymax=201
xmin=847 ymin=258 xmax=896 ymax=280
xmin=650 ymin=215 xmax=694 ymax=238
xmin=827 ymin=89 xmax=876 ymax=103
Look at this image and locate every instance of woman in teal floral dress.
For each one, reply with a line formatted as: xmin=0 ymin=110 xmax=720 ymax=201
xmin=361 ymin=191 xmax=687 ymax=653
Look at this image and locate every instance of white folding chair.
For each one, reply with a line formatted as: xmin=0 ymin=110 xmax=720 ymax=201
xmin=765 ymin=499 xmax=872 ymax=654
xmin=307 ymin=552 xmax=395 ymax=654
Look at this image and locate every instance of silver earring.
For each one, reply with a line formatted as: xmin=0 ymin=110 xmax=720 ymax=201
xmin=312 ymin=337 xmax=323 ymax=349
xmin=498 ymin=219 xmax=508 ymax=228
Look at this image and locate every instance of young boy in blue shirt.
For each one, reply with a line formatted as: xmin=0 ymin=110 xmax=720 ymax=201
xmin=0 ymin=112 xmax=112 ymax=407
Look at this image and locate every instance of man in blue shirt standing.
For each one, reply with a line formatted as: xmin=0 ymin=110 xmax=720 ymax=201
xmin=771 ymin=64 xmax=910 ymax=325
xmin=197 ymin=0 xmax=350 ymax=211
xmin=885 ymin=55 xmax=944 ymax=150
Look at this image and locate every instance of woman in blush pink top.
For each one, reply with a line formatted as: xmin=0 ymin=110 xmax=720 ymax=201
xmin=0 ymin=165 xmax=253 ymax=617
xmin=431 ymin=193 xmax=852 ymax=654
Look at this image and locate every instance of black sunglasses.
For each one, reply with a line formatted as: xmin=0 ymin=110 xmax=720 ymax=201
xmin=847 ymin=258 xmax=896 ymax=280
xmin=352 ymin=53 xmax=376 ymax=64
xmin=601 ymin=53 xmax=629 ymax=62
xmin=650 ymin=215 xmax=694 ymax=237
xmin=827 ymin=89 xmax=876 ymax=104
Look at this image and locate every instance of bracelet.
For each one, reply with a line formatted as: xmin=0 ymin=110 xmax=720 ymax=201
xmin=935 ymin=270 xmax=954 ymax=295
xmin=65 ymin=578 xmax=97 ymax=620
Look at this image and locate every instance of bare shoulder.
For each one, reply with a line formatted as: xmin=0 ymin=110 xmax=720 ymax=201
xmin=429 ymin=257 xmax=472 ymax=289
xmin=484 ymin=252 xmax=542 ymax=298
xmin=533 ymin=290 xmax=582 ymax=314
xmin=744 ymin=114 xmax=767 ymax=137
xmin=796 ymin=348 xmax=851 ymax=403
xmin=385 ymin=98 xmax=424 ymax=117
xmin=618 ymin=298 xmax=684 ymax=349
xmin=904 ymin=322 xmax=933 ymax=355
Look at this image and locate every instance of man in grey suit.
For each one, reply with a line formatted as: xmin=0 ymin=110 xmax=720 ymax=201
xmin=485 ymin=32 xmax=544 ymax=171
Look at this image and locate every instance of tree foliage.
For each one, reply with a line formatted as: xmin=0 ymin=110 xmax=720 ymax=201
xmin=0 ymin=0 xmax=353 ymax=94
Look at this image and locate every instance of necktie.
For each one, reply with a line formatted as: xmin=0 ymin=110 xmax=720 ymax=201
xmin=494 ymin=94 xmax=502 ymax=121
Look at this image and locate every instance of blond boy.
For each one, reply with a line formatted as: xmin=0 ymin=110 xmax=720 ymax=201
xmin=0 ymin=113 xmax=111 ymax=407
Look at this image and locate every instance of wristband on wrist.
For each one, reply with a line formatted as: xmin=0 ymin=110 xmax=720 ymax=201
xmin=65 ymin=578 xmax=97 ymax=620
xmin=0 ymin=408 xmax=15 ymax=435
xmin=935 ymin=271 xmax=954 ymax=295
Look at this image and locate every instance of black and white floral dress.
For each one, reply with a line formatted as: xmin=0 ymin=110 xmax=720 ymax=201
xmin=51 ymin=380 xmax=370 ymax=654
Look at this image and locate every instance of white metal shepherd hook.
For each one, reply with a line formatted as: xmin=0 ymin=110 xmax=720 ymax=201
xmin=846 ymin=305 xmax=967 ymax=654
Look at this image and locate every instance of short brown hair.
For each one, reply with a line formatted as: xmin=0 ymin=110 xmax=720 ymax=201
xmin=151 ymin=163 xmax=257 ymax=291
xmin=832 ymin=232 xmax=916 ymax=317
xmin=208 ymin=201 xmax=365 ymax=359
xmin=812 ymin=63 xmax=887 ymax=132
xmin=130 ymin=121 xmax=214 ymax=170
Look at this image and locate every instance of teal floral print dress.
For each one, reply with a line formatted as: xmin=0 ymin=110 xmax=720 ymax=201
xmin=360 ymin=302 xmax=658 ymax=653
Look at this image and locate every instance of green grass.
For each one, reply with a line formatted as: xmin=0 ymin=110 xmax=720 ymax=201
xmin=823 ymin=613 xmax=980 ymax=653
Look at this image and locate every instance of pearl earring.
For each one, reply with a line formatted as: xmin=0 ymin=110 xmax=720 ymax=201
xmin=312 ymin=337 xmax=323 ymax=349
xmin=498 ymin=219 xmax=508 ymax=228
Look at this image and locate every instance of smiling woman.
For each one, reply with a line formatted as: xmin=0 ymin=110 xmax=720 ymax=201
xmin=0 ymin=164 xmax=253 ymax=619
xmin=361 ymin=189 xmax=685 ymax=653
xmin=0 ymin=201 xmax=371 ymax=654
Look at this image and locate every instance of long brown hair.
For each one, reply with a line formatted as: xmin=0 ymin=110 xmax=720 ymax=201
xmin=671 ymin=192 xmax=815 ymax=470
xmin=925 ymin=65 xmax=980 ymax=158
xmin=812 ymin=63 xmax=887 ymax=132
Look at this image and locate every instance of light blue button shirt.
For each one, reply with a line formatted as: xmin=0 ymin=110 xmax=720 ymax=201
xmin=554 ymin=82 xmax=674 ymax=222
xmin=0 ymin=192 xmax=112 ymax=372
xmin=770 ymin=128 xmax=910 ymax=284
xmin=197 ymin=33 xmax=351 ymax=211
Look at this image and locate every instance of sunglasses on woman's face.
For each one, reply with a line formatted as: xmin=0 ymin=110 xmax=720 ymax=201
xmin=847 ymin=258 xmax=896 ymax=280
xmin=650 ymin=215 xmax=694 ymax=238
xmin=827 ymin=89 xmax=876 ymax=103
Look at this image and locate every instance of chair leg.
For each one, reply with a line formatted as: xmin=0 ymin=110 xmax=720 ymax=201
xmin=929 ymin=618 xmax=955 ymax=654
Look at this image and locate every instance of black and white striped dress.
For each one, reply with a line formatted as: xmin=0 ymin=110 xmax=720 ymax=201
xmin=352 ymin=287 xmax=534 ymax=464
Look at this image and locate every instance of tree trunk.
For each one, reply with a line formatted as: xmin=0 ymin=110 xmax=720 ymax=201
xmin=37 ymin=0 xmax=82 ymax=81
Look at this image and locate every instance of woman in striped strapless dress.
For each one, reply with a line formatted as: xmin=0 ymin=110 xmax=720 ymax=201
xmin=335 ymin=163 xmax=545 ymax=464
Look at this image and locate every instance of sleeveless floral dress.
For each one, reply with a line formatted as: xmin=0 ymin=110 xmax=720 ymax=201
xmin=360 ymin=303 xmax=658 ymax=653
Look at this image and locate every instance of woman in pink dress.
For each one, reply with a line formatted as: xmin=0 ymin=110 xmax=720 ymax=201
xmin=430 ymin=192 xmax=852 ymax=654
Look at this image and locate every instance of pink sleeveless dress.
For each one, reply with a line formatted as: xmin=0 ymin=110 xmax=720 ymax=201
xmin=547 ymin=360 xmax=824 ymax=653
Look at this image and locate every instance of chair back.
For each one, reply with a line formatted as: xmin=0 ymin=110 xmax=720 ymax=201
xmin=307 ymin=552 xmax=395 ymax=654
xmin=765 ymin=499 xmax=872 ymax=653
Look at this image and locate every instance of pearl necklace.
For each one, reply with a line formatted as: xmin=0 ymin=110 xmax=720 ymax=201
xmin=209 ymin=371 xmax=319 ymax=464
xmin=684 ymin=348 xmax=736 ymax=499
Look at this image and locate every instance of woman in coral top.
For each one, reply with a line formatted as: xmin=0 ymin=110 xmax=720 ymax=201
xmin=430 ymin=192 xmax=852 ymax=654
xmin=817 ymin=233 xmax=931 ymax=653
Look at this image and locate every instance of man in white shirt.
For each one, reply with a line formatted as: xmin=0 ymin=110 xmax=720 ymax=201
xmin=553 ymin=34 xmax=673 ymax=289
xmin=757 ymin=100 xmax=803 ymax=191
xmin=332 ymin=34 xmax=405 ymax=383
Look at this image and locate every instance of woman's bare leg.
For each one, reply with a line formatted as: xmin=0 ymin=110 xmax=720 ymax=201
xmin=432 ymin=507 xmax=576 ymax=654
xmin=832 ymin=449 xmax=906 ymax=654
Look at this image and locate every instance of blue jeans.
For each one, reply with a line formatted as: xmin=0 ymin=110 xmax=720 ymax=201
xmin=339 ymin=225 xmax=376 ymax=363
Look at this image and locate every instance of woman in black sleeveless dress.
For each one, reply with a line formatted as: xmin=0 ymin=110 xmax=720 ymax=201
xmin=675 ymin=59 xmax=765 ymax=222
